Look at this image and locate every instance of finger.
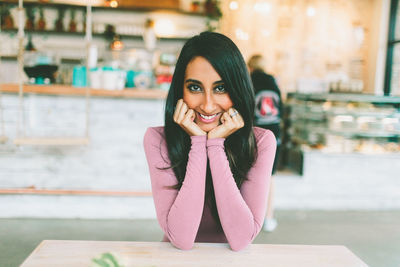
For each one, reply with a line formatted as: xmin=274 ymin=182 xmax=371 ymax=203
xmin=228 ymin=108 xmax=236 ymax=116
xmin=229 ymin=108 xmax=240 ymax=118
xmin=222 ymin=112 xmax=234 ymax=129
xmin=228 ymin=108 xmax=241 ymax=124
xmin=228 ymin=108 xmax=245 ymax=129
xmin=177 ymin=102 xmax=188 ymax=123
xmin=189 ymin=109 xmax=196 ymax=121
xmin=237 ymin=115 xmax=245 ymax=128
xmin=176 ymin=99 xmax=185 ymax=117
xmin=220 ymin=115 xmax=226 ymax=124
xmin=173 ymin=99 xmax=183 ymax=122
xmin=182 ymin=109 xmax=194 ymax=125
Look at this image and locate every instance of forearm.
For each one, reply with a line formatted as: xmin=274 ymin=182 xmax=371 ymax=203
xmin=164 ymin=139 xmax=207 ymax=249
xmin=206 ymin=134 xmax=275 ymax=251
xmin=147 ymin=134 xmax=207 ymax=250
xmin=206 ymin=139 xmax=256 ymax=251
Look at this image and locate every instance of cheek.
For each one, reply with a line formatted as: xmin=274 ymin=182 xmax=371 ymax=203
xmin=183 ymin=90 xmax=197 ymax=109
xmin=221 ymin=95 xmax=233 ymax=111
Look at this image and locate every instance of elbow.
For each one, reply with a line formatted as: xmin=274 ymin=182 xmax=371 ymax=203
xmin=229 ymin=239 xmax=251 ymax=252
xmin=163 ymin=224 xmax=196 ymax=251
xmin=170 ymin=239 xmax=194 ymax=251
xmin=166 ymin=232 xmax=195 ymax=251
xmin=228 ymin=229 xmax=257 ymax=251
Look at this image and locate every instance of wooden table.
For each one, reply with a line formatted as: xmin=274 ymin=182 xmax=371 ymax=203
xmin=21 ymin=240 xmax=367 ymax=267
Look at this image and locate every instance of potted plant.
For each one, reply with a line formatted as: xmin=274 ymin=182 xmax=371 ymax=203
xmin=191 ymin=1 xmax=201 ymax=13
xmin=204 ymin=0 xmax=222 ymax=31
xmin=204 ymin=0 xmax=222 ymax=18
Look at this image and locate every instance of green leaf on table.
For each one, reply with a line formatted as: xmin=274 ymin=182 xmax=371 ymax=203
xmin=92 ymin=252 xmax=123 ymax=267
xmin=102 ymin=252 xmax=121 ymax=267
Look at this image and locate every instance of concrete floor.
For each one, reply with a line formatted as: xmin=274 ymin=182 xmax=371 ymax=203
xmin=1 ymin=210 xmax=399 ymax=267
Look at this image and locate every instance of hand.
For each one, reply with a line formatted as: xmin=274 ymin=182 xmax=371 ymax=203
xmin=173 ymin=99 xmax=206 ymax=136
xmin=208 ymin=108 xmax=244 ymax=139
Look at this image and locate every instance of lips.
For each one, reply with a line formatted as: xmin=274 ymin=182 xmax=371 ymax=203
xmin=197 ymin=112 xmax=220 ymax=123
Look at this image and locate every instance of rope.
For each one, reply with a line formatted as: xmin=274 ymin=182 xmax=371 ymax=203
xmin=0 ymin=20 xmax=4 ymax=139
xmin=13 ymin=0 xmax=91 ymax=144
xmin=85 ymin=3 xmax=92 ymax=139
xmin=17 ymin=3 xmax=25 ymax=138
xmin=0 ymin=82 xmax=4 ymax=139
xmin=0 ymin=70 xmax=4 ymax=140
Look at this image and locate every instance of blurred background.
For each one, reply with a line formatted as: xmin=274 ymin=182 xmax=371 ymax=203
xmin=0 ymin=0 xmax=399 ymax=266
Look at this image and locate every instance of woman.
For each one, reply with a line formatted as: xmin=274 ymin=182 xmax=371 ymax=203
xmin=248 ymin=54 xmax=283 ymax=232
xmin=143 ymin=32 xmax=276 ymax=251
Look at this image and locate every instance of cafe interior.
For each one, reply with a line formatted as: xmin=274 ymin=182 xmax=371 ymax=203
xmin=0 ymin=0 xmax=399 ymax=266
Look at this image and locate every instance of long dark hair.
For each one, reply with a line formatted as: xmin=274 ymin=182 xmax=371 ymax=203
xmin=164 ymin=32 xmax=257 ymax=222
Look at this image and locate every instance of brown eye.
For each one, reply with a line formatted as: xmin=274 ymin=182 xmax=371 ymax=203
xmin=187 ymin=84 xmax=202 ymax=92
xmin=214 ymin=84 xmax=226 ymax=93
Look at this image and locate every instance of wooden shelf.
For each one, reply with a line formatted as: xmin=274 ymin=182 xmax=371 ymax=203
xmin=0 ymin=28 xmax=190 ymax=42
xmin=14 ymin=137 xmax=90 ymax=146
xmin=0 ymin=0 xmax=207 ymax=17
xmin=0 ymin=188 xmax=152 ymax=197
xmin=1 ymin=84 xmax=168 ymax=99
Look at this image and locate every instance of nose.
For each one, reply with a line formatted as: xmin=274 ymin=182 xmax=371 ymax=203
xmin=200 ymin=92 xmax=216 ymax=114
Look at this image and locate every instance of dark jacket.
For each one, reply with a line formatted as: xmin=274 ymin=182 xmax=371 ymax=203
xmin=250 ymin=70 xmax=283 ymax=126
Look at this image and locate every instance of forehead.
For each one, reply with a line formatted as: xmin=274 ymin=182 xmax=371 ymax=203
xmin=185 ymin=56 xmax=222 ymax=82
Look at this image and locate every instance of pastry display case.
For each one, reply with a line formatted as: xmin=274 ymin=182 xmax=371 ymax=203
xmin=282 ymin=93 xmax=400 ymax=174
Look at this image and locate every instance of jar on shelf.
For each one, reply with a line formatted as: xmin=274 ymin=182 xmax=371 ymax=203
xmin=36 ymin=7 xmax=46 ymax=30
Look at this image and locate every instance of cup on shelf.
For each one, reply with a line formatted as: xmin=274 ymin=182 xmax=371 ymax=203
xmin=89 ymin=67 xmax=102 ymax=89
xmin=102 ymin=66 xmax=126 ymax=90
xmin=72 ymin=65 xmax=87 ymax=87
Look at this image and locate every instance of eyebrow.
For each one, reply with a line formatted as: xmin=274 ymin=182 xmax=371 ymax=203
xmin=185 ymin=79 xmax=224 ymax=85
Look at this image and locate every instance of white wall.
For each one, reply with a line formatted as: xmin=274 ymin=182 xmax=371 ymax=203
xmin=0 ymin=93 xmax=164 ymax=218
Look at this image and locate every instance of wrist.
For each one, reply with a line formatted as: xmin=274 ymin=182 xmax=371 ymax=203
xmin=191 ymin=134 xmax=207 ymax=143
xmin=193 ymin=130 xmax=207 ymax=136
xmin=206 ymin=136 xmax=225 ymax=147
xmin=208 ymin=132 xmax=222 ymax=139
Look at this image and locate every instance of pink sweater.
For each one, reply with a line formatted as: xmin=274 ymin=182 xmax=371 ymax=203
xmin=143 ymin=126 xmax=276 ymax=251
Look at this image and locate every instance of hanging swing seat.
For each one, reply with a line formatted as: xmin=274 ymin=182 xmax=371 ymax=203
xmin=10 ymin=2 xmax=92 ymax=147
xmin=14 ymin=137 xmax=89 ymax=146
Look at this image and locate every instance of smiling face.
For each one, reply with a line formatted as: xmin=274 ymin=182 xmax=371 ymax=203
xmin=183 ymin=56 xmax=233 ymax=133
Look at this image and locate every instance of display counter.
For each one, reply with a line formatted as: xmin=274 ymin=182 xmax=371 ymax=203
xmin=283 ymin=93 xmax=400 ymax=174
xmin=0 ymin=84 xmax=164 ymax=210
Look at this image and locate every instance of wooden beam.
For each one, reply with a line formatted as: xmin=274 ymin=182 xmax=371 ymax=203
xmin=1 ymin=84 xmax=168 ymax=99
xmin=0 ymin=188 xmax=152 ymax=197
xmin=119 ymin=0 xmax=179 ymax=9
xmin=14 ymin=137 xmax=90 ymax=146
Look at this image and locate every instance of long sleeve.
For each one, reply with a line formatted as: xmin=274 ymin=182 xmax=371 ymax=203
xmin=143 ymin=127 xmax=207 ymax=250
xmin=206 ymin=129 xmax=276 ymax=251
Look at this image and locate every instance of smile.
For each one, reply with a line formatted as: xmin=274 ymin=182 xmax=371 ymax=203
xmin=199 ymin=113 xmax=218 ymax=119
xmin=197 ymin=112 xmax=220 ymax=123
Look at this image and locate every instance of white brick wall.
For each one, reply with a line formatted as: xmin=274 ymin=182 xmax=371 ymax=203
xmin=0 ymin=93 xmax=164 ymax=192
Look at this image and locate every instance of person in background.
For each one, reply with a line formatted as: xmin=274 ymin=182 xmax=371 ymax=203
xmin=248 ymin=54 xmax=282 ymax=232
xmin=143 ymin=32 xmax=276 ymax=251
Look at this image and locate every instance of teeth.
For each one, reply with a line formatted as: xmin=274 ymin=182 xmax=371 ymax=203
xmin=199 ymin=113 xmax=217 ymax=120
